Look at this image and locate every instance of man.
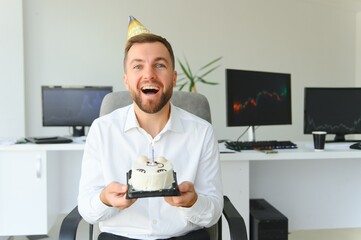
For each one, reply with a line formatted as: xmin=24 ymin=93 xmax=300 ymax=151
xmin=78 ymin=17 xmax=223 ymax=240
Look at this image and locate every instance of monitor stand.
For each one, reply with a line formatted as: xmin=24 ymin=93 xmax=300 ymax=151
xmin=326 ymin=133 xmax=361 ymax=143
xmin=333 ymin=134 xmax=346 ymax=142
xmin=248 ymin=126 xmax=256 ymax=142
xmin=72 ymin=126 xmax=85 ymax=137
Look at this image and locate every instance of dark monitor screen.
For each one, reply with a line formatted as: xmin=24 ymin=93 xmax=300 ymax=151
xmin=226 ymin=69 xmax=292 ymax=127
xmin=304 ymin=87 xmax=361 ymax=142
xmin=42 ymin=86 xmax=112 ymax=136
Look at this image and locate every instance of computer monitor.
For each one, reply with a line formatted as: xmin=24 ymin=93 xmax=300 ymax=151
xmin=226 ymin=69 xmax=292 ymax=141
xmin=42 ymin=86 xmax=113 ymax=136
xmin=304 ymin=87 xmax=361 ymax=142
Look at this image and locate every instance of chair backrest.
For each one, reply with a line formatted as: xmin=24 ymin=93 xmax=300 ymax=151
xmin=100 ymin=91 xmax=212 ymax=123
xmin=98 ymin=90 xmax=219 ymax=240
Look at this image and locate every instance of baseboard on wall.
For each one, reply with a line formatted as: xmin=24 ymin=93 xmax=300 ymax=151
xmin=0 ymin=237 xmax=13 ymax=240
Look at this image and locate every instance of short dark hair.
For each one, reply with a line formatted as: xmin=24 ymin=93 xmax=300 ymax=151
xmin=124 ymin=33 xmax=175 ymax=71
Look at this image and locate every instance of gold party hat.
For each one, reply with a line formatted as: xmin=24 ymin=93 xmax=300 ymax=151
xmin=127 ymin=16 xmax=151 ymax=40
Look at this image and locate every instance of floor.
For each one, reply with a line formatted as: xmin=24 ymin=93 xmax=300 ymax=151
xmin=7 ymin=214 xmax=361 ymax=240
xmin=288 ymin=228 xmax=361 ymax=240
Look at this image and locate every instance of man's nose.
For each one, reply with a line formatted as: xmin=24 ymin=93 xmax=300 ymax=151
xmin=143 ymin=65 xmax=155 ymax=79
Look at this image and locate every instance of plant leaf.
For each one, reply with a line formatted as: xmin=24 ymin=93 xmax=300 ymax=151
xmin=199 ymin=57 xmax=222 ymax=71
xmin=188 ymin=81 xmax=195 ymax=92
xmin=178 ymin=82 xmax=188 ymax=91
xmin=177 ymin=56 xmax=222 ymax=91
xmin=177 ymin=58 xmax=194 ymax=83
xmin=184 ymin=57 xmax=193 ymax=76
xmin=176 ymin=76 xmax=187 ymax=82
xmin=199 ymin=77 xmax=219 ymax=85
xmin=199 ymin=65 xmax=221 ymax=79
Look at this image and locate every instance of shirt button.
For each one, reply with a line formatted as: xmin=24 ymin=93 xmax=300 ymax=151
xmin=152 ymin=219 xmax=157 ymax=225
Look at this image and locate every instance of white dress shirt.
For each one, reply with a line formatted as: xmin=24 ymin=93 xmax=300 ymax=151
xmin=78 ymin=103 xmax=223 ymax=239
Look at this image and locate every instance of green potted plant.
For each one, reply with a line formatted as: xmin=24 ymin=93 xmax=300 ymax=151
xmin=176 ymin=56 xmax=222 ymax=92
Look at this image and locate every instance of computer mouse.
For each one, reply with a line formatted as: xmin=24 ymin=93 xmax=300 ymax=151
xmin=349 ymin=143 xmax=361 ymax=150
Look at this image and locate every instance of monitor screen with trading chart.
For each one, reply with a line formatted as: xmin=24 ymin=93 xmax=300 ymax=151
xmin=226 ymin=68 xmax=292 ymax=128
xmin=304 ymin=87 xmax=361 ymax=142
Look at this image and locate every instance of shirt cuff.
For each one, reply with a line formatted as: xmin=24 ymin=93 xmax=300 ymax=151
xmin=90 ymin=190 xmax=113 ymax=212
xmin=179 ymin=195 xmax=209 ymax=220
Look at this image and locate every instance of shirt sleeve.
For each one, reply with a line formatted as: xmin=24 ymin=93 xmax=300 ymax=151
xmin=178 ymin=124 xmax=223 ymax=228
xmin=77 ymin=120 xmax=119 ymax=224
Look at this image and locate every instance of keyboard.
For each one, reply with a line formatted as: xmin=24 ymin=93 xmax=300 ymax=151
xmin=225 ymin=140 xmax=297 ymax=151
xmin=25 ymin=136 xmax=73 ymax=144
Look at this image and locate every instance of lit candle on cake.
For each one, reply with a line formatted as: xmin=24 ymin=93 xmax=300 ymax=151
xmin=148 ymin=140 xmax=157 ymax=166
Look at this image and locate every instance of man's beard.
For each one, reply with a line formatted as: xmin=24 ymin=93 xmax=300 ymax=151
xmin=131 ymin=88 xmax=173 ymax=114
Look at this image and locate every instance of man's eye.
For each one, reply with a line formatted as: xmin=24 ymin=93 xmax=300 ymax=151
xmin=133 ymin=65 xmax=142 ymax=70
xmin=155 ymin=63 xmax=166 ymax=68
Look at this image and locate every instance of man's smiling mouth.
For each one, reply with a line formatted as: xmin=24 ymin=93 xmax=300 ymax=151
xmin=141 ymin=86 xmax=159 ymax=95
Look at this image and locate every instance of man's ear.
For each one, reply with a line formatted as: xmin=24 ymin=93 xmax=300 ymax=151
xmin=172 ymin=70 xmax=177 ymax=87
xmin=123 ymin=74 xmax=130 ymax=90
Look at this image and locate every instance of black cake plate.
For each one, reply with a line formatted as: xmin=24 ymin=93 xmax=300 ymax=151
xmin=126 ymin=170 xmax=180 ymax=199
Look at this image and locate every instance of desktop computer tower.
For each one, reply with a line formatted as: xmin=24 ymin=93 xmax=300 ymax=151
xmin=250 ymin=199 xmax=288 ymax=240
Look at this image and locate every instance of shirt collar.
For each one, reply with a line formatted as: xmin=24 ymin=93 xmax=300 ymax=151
xmin=124 ymin=104 xmax=139 ymax=132
xmin=123 ymin=103 xmax=184 ymax=134
xmin=168 ymin=102 xmax=184 ymax=133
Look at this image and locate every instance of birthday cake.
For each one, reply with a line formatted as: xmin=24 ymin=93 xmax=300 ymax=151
xmin=129 ymin=156 xmax=175 ymax=191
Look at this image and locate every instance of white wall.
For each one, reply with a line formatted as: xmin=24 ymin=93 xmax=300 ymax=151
xmin=357 ymin=11 xmax=361 ymax=86
xmin=20 ymin=0 xmax=360 ymax=141
xmin=0 ymin=0 xmax=25 ymax=139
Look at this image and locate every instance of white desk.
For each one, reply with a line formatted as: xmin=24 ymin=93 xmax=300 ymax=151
xmin=220 ymin=141 xmax=361 ymax=237
xmin=0 ymin=143 xmax=83 ymax=236
xmin=1 ymin=141 xmax=361 ymax=237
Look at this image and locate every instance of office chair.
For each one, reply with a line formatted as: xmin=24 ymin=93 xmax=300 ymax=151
xmin=59 ymin=91 xmax=248 ymax=240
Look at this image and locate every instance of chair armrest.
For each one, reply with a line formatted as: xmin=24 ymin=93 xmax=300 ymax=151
xmin=223 ymin=196 xmax=248 ymax=240
xmin=59 ymin=206 xmax=83 ymax=240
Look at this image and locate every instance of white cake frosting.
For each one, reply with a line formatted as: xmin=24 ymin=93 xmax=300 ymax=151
xmin=129 ymin=155 xmax=174 ymax=191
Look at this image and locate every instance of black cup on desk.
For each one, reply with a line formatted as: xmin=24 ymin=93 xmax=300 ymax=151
xmin=312 ymin=131 xmax=327 ymax=151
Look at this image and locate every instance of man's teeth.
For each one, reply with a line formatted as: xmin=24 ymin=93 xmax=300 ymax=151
xmin=142 ymin=86 xmax=159 ymax=90
xmin=142 ymin=86 xmax=159 ymax=94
